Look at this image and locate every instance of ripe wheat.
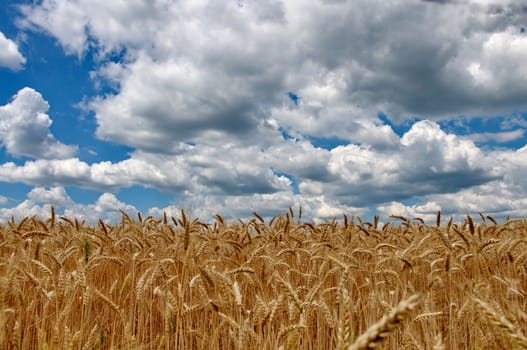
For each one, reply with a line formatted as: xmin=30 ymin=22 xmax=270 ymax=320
xmin=0 ymin=210 xmax=525 ymax=349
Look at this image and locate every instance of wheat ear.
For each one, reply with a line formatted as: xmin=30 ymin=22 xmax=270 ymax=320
xmin=349 ymin=294 xmax=421 ymax=350
xmin=474 ymin=298 xmax=527 ymax=349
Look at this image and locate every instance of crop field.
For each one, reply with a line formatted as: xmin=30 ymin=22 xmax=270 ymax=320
xmin=0 ymin=208 xmax=526 ymax=349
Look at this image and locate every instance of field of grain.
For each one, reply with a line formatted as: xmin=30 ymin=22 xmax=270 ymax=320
xmin=0 ymin=208 xmax=526 ymax=349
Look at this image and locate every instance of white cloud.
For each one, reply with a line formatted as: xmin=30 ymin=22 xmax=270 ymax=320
xmin=460 ymin=27 xmax=527 ymax=96
xmin=377 ymin=201 xmax=442 ymax=223
xmin=27 ymin=186 xmax=73 ymax=207
xmin=148 ymin=190 xmax=366 ymax=223
xmin=264 ymin=138 xmax=332 ymax=181
xmin=90 ymin=55 xmax=279 ymax=152
xmin=0 ymin=88 xmax=77 ymax=159
xmin=377 ymin=179 xmax=527 ymax=223
xmin=18 ymin=0 xmax=89 ymax=56
xmin=0 ymin=144 xmax=292 ymax=196
xmin=0 ymin=186 xmax=73 ymax=222
xmin=17 ymin=0 xmax=527 ymax=146
xmin=0 ymin=186 xmax=360 ymax=224
xmin=495 ymin=144 xmax=527 ymax=190
xmin=0 ymin=157 xmax=165 ymax=192
xmin=0 ymin=199 xmax=54 ymax=222
xmin=64 ymin=193 xmax=137 ymax=222
xmin=6 ymin=0 xmax=526 ymax=221
xmin=0 ymin=186 xmax=137 ymax=223
xmin=377 ymin=145 xmax=527 ymax=222
xmin=0 ymin=130 xmax=524 ymax=222
xmin=462 ymin=129 xmax=525 ymax=143
xmin=0 ymin=31 xmax=26 ymax=71
xmin=0 ymin=120 xmax=509 ymax=214
xmin=295 ymin=120 xmax=503 ymax=208
xmin=399 ymin=121 xmax=485 ymax=174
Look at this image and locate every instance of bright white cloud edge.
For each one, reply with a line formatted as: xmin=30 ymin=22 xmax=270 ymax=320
xmin=0 ymin=31 xmax=26 ymax=71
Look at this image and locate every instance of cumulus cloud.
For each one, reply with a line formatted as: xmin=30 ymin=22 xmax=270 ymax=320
xmin=0 ymin=88 xmax=77 ymax=159
xmin=0 ymin=120 xmax=509 ymax=214
xmin=18 ymin=0 xmax=527 ymax=148
xmin=63 ymin=193 xmax=138 ymax=222
xmin=0 ymin=157 xmax=168 ymax=192
xmin=0 ymin=146 xmax=292 ymax=196
xmin=90 ymin=55 xmax=278 ymax=152
xmin=19 ymin=0 xmax=173 ymax=56
xmin=377 ymin=179 xmax=527 ymax=223
xmin=18 ymin=0 xmax=89 ymax=56
xmin=27 ymin=186 xmax=73 ymax=207
xmin=462 ymin=129 xmax=525 ymax=143
xmin=0 ymin=186 xmax=72 ymax=222
xmin=455 ymin=27 xmax=527 ymax=99
xmin=299 ymin=120 xmax=500 ymax=207
xmin=148 ymin=190 xmax=366 ymax=223
xmin=0 ymin=31 xmax=26 ymax=71
xmin=377 ymin=201 xmax=443 ymax=223
xmin=0 ymin=128 xmax=524 ymax=222
xmin=7 ymin=0 xmax=526 ymax=221
xmin=0 ymin=186 xmax=360 ymax=224
xmin=377 ymin=145 xmax=527 ymax=222
xmin=0 ymin=186 xmax=137 ymax=223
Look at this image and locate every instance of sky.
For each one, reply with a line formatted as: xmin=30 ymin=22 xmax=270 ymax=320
xmin=0 ymin=0 xmax=526 ymax=224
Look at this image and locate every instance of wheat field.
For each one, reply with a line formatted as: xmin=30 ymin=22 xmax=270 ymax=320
xmin=0 ymin=208 xmax=526 ymax=349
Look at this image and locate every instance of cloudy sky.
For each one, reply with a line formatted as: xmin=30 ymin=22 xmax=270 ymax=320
xmin=0 ymin=0 xmax=526 ymax=223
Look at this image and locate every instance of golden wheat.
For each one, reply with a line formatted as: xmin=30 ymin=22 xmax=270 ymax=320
xmin=0 ymin=211 xmax=525 ymax=349
xmin=348 ymin=294 xmax=421 ymax=350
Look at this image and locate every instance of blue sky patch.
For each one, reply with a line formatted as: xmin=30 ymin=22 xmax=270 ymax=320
xmin=305 ymin=135 xmax=349 ymax=150
xmin=287 ymin=92 xmax=300 ymax=106
xmin=377 ymin=113 xmax=421 ymax=137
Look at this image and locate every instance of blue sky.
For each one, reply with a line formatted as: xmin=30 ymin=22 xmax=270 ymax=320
xmin=0 ymin=0 xmax=526 ymax=223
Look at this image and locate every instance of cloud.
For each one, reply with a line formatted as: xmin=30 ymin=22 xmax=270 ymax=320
xmin=0 ymin=186 xmax=137 ymax=223
xmin=0 ymin=157 xmax=165 ymax=192
xmin=0 ymin=146 xmax=292 ymax=196
xmin=300 ymin=120 xmax=500 ymax=207
xmin=0 ymin=31 xmax=26 ymax=71
xmin=18 ymin=0 xmax=89 ymax=56
xmin=460 ymin=27 xmax=527 ymax=96
xmin=27 ymin=186 xmax=73 ymax=207
xmin=377 ymin=145 xmax=527 ymax=222
xmin=64 ymin=192 xmax=137 ymax=222
xmin=0 ymin=88 xmax=77 ymax=159
xmin=377 ymin=201 xmax=442 ymax=223
xmin=462 ymin=129 xmax=524 ymax=143
xmin=0 ymin=186 xmax=361 ymax=224
xmin=0 ymin=134 xmax=524 ymax=223
xmin=90 ymin=55 xmax=278 ymax=152
xmin=8 ymin=0 xmax=527 ymax=221
xmin=377 ymin=179 xmax=527 ymax=223
xmin=421 ymin=0 xmax=454 ymax=3
xmin=0 ymin=186 xmax=72 ymax=222
xmin=147 ymin=190 xmax=366 ymax=223
xmin=18 ymin=0 xmax=527 ymax=149
xmin=0 ymin=120 xmax=507 ymax=213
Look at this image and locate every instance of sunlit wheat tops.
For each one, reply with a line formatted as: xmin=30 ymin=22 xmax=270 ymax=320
xmin=0 ymin=209 xmax=525 ymax=349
